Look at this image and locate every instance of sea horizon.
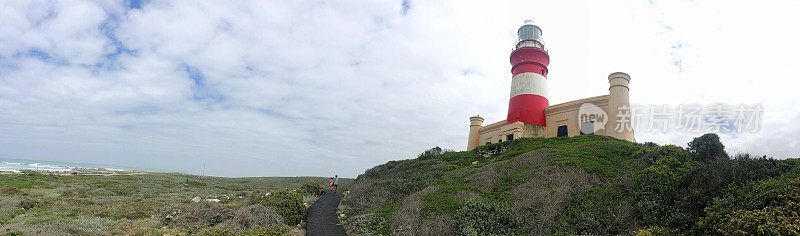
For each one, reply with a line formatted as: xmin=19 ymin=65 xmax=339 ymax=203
xmin=0 ymin=157 xmax=159 ymax=173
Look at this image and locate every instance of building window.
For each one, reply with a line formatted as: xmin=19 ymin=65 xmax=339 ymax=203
xmin=499 ymin=139 xmax=503 ymax=143
xmin=580 ymin=122 xmax=594 ymax=135
xmin=557 ymin=125 xmax=568 ymax=137
xmin=486 ymin=142 xmax=491 ymax=145
xmin=506 ymin=134 xmax=514 ymax=141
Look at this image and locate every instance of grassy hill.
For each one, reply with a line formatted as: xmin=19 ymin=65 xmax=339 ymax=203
xmin=340 ymin=134 xmax=800 ymax=235
xmin=0 ymin=172 xmax=350 ymax=235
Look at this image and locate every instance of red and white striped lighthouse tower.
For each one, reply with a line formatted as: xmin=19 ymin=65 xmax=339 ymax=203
xmin=507 ymin=19 xmax=550 ymax=126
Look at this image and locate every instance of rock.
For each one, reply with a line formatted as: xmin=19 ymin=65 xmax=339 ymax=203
xmin=162 ymin=209 xmax=180 ymax=226
xmin=472 ymin=161 xmax=479 ymax=164
xmin=191 ymin=196 xmax=201 ymax=203
xmin=206 ymin=198 xmax=220 ymax=203
xmin=339 ymin=213 xmax=345 ymax=218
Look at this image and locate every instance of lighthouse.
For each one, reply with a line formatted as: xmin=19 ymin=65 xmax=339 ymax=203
xmin=466 ymin=20 xmax=634 ymax=150
xmin=507 ymin=19 xmax=550 ymax=126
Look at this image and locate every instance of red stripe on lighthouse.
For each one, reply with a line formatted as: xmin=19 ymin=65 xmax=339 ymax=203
xmin=507 ymin=94 xmax=548 ymax=126
xmin=512 ymin=62 xmax=548 ymax=77
xmin=510 ymin=47 xmax=550 ymax=69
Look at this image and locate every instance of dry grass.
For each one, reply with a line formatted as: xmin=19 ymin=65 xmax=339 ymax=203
xmin=465 ymin=162 xmax=500 ymax=192
xmin=416 ymin=214 xmax=455 ymax=236
xmin=218 ymin=204 xmax=284 ymax=232
xmin=391 ymin=186 xmax=437 ymax=235
xmin=452 ymin=190 xmax=480 ymax=202
xmin=510 ymin=166 xmax=599 ymax=234
xmin=171 ymin=201 xmax=234 ymax=232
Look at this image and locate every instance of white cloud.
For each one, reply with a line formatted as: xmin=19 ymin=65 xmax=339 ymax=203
xmin=0 ymin=0 xmax=798 ymax=177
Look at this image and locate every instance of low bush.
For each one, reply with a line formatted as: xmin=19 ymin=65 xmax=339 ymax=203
xmin=1 ymin=179 xmax=47 ymax=189
xmin=19 ymin=199 xmax=45 ymax=210
xmin=196 ymin=225 xmax=290 ymax=236
xmin=549 ymin=136 xmax=640 ymax=178
xmin=171 ymin=201 xmax=234 ymax=232
xmin=219 ymin=204 xmax=284 ymax=232
xmin=348 ymin=212 xmax=388 ymax=236
xmin=0 ymin=206 xmax=24 ymax=224
xmin=417 ymin=146 xmax=454 ymax=160
xmin=420 ymin=193 xmax=461 ymax=217
xmin=296 ymin=181 xmax=323 ymax=196
xmin=698 ymin=177 xmax=800 ymax=235
xmin=552 ymin=187 xmax=634 ymax=235
xmin=452 ymin=200 xmax=522 ymax=236
xmin=252 ymin=190 xmax=306 ymax=225
xmin=631 ymin=146 xmax=798 ymax=232
xmin=630 ymin=150 xmax=697 ymax=229
xmin=0 ymin=186 xmax=22 ymax=195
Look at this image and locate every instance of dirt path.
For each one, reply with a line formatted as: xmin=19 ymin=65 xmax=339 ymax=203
xmin=306 ymin=189 xmax=347 ymax=236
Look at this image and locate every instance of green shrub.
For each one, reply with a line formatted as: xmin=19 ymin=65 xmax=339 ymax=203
xmin=296 ymin=181 xmax=323 ymax=196
xmin=687 ymin=133 xmax=728 ymax=162
xmin=0 ymin=231 xmax=23 ymax=236
xmin=630 ymin=150 xmax=698 ymax=229
xmin=1 ymin=179 xmax=47 ymax=189
xmin=630 ymin=145 xmax=797 ymax=232
xmin=552 ymin=188 xmax=633 ymax=235
xmin=97 ymin=180 xmax=118 ymax=187
xmin=452 ymin=200 xmax=522 ymax=236
xmin=0 ymin=186 xmax=22 ymax=195
xmin=634 ymin=144 xmax=690 ymax=165
xmin=418 ymin=146 xmax=454 ymax=160
xmin=698 ymin=177 xmax=800 ymax=235
xmin=0 ymin=208 xmax=25 ymax=225
xmin=346 ymin=204 xmax=395 ymax=236
xmin=19 ymin=199 xmax=45 ymax=210
xmin=348 ymin=213 xmax=387 ymax=236
xmin=420 ymin=193 xmax=462 ymax=217
xmin=550 ymin=136 xmax=640 ymax=178
xmin=253 ymin=190 xmax=306 ymax=225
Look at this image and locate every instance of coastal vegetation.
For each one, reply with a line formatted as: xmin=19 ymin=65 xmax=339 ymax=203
xmin=341 ymin=133 xmax=800 ymax=235
xmin=0 ymin=172 xmax=345 ymax=235
xmin=2 ymin=133 xmax=796 ymax=235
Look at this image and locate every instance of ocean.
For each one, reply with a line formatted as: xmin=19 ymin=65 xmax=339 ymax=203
xmin=0 ymin=157 xmax=135 ymax=173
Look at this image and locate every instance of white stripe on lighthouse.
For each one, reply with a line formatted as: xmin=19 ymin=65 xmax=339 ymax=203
xmin=509 ymin=72 xmax=548 ymax=98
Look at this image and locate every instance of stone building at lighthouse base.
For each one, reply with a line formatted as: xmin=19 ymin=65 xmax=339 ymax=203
xmin=467 ymin=72 xmax=635 ymax=150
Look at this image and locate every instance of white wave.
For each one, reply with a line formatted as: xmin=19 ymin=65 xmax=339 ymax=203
xmin=0 ymin=160 xmax=130 ymax=173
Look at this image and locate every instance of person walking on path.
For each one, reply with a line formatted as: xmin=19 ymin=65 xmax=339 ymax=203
xmin=333 ymin=175 xmax=339 ymax=192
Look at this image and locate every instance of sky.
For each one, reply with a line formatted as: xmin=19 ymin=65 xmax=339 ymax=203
xmin=1 ymin=0 xmax=798 ymax=177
